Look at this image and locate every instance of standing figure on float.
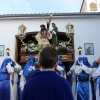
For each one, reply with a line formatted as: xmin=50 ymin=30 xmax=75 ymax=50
xmin=0 ymin=58 xmax=21 ymax=100
xmin=32 ymin=24 xmax=52 ymax=45
xmin=75 ymin=57 xmax=92 ymax=100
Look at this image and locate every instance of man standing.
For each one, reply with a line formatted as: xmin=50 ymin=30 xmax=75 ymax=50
xmin=33 ymin=24 xmax=52 ymax=45
xmin=51 ymin=23 xmax=58 ymax=46
xmin=22 ymin=47 xmax=73 ymax=100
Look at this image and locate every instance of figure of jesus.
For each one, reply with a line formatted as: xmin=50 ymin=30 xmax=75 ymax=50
xmin=32 ymin=24 xmax=52 ymax=45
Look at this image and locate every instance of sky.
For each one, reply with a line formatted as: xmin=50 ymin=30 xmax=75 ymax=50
xmin=0 ymin=0 xmax=83 ymax=14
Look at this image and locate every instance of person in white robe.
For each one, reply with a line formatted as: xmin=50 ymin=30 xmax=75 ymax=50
xmin=56 ymin=55 xmax=67 ymax=79
xmin=56 ymin=65 xmax=65 ymax=78
xmin=13 ymin=62 xmax=22 ymax=100
xmin=19 ymin=55 xmax=36 ymax=99
xmin=67 ymin=61 xmax=77 ymax=98
xmin=33 ymin=24 xmax=52 ymax=45
xmin=92 ymin=57 xmax=100 ymax=100
xmin=75 ymin=57 xmax=92 ymax=100
xmin=90 ymin=60 xmax=98 ymax=100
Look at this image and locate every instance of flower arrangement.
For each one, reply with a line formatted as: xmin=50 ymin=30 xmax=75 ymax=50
xmin=55 ymin=40 xmax=68 ymax=53
xmin=20 ymin=40 xmax=74 ymax=53
xmin=20 ymin=40 xmax=43 ymax=52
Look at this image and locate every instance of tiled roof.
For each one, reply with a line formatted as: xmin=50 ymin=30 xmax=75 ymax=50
xmin=0 ymin=12 xmax=100 ymax=18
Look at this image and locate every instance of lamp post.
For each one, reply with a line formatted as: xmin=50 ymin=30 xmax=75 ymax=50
xmin=65 ymin=23 xmax=74 ymax=44
xmin=78 ymin=46 xmax=82 ymax=55
xmin=17 ymin=24 xmax=27 ymax=46
xmin=6 ymin=48 xmax=10 ymax=56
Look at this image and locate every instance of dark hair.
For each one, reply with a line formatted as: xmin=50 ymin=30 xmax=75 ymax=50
xmin=39 ymin=47 xmax=58 ymax=68
xmin=34 ymin=63 xmax=40 ymax=69
xmin=40 ymin=24 xmax=45 ymax=28
xmin=40 ymin=24 xmax=46 ymax=31
xmin=52 ymin=23 xmax=55 ymax=25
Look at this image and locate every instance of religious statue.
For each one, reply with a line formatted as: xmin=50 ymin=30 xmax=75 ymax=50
xmin=32 ymin=24 xmax=52 ymax=45
xmin=51 ymin=23 xmax=58 ymax=46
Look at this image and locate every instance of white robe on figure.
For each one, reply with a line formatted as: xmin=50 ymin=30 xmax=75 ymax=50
xmin=67 ymin=65 xmax=77 ymax=98
xmin=75 ymin=65 xmax=92 ymax=100
xmin=56 ymin=65 xmax=66 ymax=79
xmin=92 ymin=66 xmax=100 ymax=100
xmin=19 ymin=70 xmax=26 ymax=91
xmin=35 ymin=31 xmax=52 ymax=44
xmin=13 ymin=63 xmax=22 ymax=100
xmin=6 ymin=63 xmax=15 ymax=100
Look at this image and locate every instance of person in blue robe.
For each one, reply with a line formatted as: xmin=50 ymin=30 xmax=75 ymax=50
xmin=23 ymin=55 xmax=36 ymax=78
xmin=19 ymin=55 xmax=37 ymax=99
xmin=67 ymin=61 xmax=78 ymax=98
xmin=93 ymin=61 xmax=99 ymax=68
xmin=91 ymin=61 xmax=99 ymax=100
xmin=0 ymin=58 xmax=15 ymax=100
xmin=92 ymin=57 xmax=100 ymax=100
xmin=56 ymin=55 xmax=66 ymax=78
xmin=22 ymin=47 xmax=73 ymax=100
xmin=75 ymin=57 xmax=92 ymax=100
xmin=27 ymin=62 xmax=41 ymax=81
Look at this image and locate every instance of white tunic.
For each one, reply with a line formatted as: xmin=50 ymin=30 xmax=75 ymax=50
xmin=35 ymin=31 xmax=52 ymax=44
xmin=67 ymin=65 xmax=77 ymax=98
xmin=6 ymin=63 xmax=14 ymax=100
xmin=92 ymin=66 xmax=100 ymax=100
xmin=13 ymin=63 xmax=22 ymax=100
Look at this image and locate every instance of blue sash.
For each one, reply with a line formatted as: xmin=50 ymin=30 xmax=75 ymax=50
xmin=77 ymin=72 xmax=90 ymax=100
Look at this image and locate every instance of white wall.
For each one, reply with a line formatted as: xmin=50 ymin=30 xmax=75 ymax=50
xmin=0 ymin=16 xmax=100 ymax=65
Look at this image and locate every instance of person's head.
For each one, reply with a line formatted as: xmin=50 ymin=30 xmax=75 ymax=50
xmin=52 ymin=23 xmax=55 ymax=27
xmin=34 ymin=62 xmax=41 ymax=70
xmin=38 ymin=47 xmax=58 ymax=70
xmin=97 ymin=57 xmax=100 ymax=64
xmin=40 ymin=24 xmax=46 ymax=31
xmin=93 ymin=61 xmax=99 ymax=68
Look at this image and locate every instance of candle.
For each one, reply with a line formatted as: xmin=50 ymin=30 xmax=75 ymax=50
xmin=46 ymin=20 xmax=49 ymax=24
xmin=50 ymin=14 xmax=52 ymax=17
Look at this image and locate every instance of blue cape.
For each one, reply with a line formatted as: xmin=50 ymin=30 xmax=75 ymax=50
xmin=82 ymin=57 xmax=92 ymax=68
xmin=0 ymin=58 xmax=15 ymax=72
xmin=76 ymin=57 xmax=83 ymax=65
xmin=76 ymin=57 xmax=91 ymax=68
xmin=93 ymin=61 xmax=98 ymax=68
xmin=56 ymin=55 xmax=66 ymax=76
xmin=35 ymin=58 xmax=38 ymax=63
xmin=58 ymin=55 xmax=65 ymax=69
xmin=23 ymin=55 xmax=36 ymax=77
xmin=0 ymin=58 xmax=15 ymax=100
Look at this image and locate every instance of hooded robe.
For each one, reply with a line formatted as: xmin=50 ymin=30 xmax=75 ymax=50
xmin=0 ymin=58 xmax=15 ymax=100
xmin=56 ymin=55 xmax=66 ymax=79
xmin=92 ymin=61 xmax=100 ymax=100
xmin=75 ymin=57 xmax=92 ymax=100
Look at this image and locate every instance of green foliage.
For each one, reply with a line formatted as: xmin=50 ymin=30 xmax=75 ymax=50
xmin=36 ymin=44 xmax=43 ymax=52
xmin=55 ymin=39 xmax=68 ymax=53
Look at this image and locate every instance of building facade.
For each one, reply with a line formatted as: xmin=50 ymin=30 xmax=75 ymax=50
xmin=0 ymin=13 xmax=100 ymax=65
xmin=80 ymin=0 xmax=100 ymax=12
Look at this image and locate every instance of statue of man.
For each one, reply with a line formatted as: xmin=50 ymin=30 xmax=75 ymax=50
xmin=32 ymin=24 xmax=52 ymax=45
xmin=51 ymin=23 xmax=58 ymax=46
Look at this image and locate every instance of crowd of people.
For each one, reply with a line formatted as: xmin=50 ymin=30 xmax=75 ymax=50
xmin=0 ymin=46 xmax=100 ymax=100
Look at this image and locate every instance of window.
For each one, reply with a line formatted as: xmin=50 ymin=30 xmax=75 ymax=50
xmin=90 ymin=2 xmax=97 ymax=11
